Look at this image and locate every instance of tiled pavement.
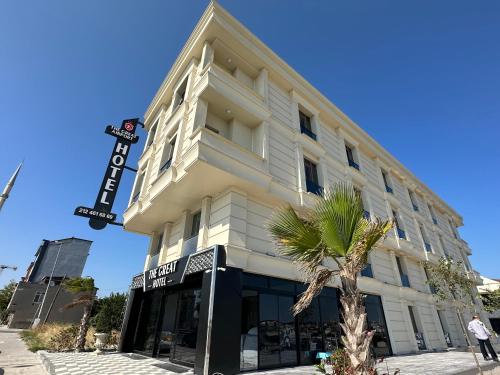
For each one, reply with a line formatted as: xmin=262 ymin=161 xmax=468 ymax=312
xmin=37 ymin=349 xmax=500 ymax=375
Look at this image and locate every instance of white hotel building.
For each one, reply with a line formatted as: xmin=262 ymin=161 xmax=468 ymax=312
xmin=119 ymin=2 xmax=490 ymax=374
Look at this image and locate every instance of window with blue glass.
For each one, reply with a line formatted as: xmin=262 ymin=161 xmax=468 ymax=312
xmin=345 ymin=144 xmax=360 ymax=170
xmin=396 ymin=256 xmax=411 ymax=288
xmin=304 ymin=158 xmax=322 ymax=195
xmin=299 ymin=111 xmax=316 ymax=140
xmin=392 ymin=210 xmax=406 ymax=240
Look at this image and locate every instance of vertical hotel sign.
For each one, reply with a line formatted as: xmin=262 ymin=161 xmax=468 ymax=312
xmin=74 ymin=118 xmax=140 ymax=230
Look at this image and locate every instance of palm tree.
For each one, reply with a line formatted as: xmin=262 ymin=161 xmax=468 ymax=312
xmin=63 ymin=277 xmax=97 ymax=352
xmin=269 ymin=183 xmax=392 ymax=373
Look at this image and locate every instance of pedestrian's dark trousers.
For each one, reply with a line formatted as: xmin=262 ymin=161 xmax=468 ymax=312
xmin=478 ymin=338 xmax=498 ymax=359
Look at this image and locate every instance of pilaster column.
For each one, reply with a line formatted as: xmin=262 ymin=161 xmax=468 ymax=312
xmin=197 ymin=196 xmax=212 ymax=250
xmin=256 ymin=68 xmax=269 ymax=103
xmin=200 ymin=41 xmax=214 ymax=72
xmin=159 ymin=222 xmax=173 ymax=264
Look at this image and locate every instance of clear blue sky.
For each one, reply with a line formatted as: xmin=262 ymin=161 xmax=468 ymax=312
xmin=1 ymin=0 xmax=499 ymax=295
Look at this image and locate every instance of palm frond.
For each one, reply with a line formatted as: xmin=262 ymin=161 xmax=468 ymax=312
xmin=314 ymin=182 xmax=364 ymax=257
xmin=294 ymin=268 xmax=337 ymax=315
xmin=62 ymin=293 xmax=94 ymax=310
xmin=269 ymin=205 xmax=325 ymax=272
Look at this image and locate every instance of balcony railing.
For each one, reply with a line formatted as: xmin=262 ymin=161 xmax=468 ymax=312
xmin=300 ymin=125 xmax=317 ymax=141
xmin=361 ymin=264 xmax=373 ymax=278
xmin=306 ymin=179 xmax=323 ymax=196
xmin=412 ymin=204 xmax=419 ymax=212
xmin=159 ymin=157 xmax=172 ymax=173
xmin=424 ymin=242 xmax=432 ymax=252
xmin=385 ymin=185 xmax=393 ymax=194
xmin=400 ymin=274 xmax=411 ymax=288
xmin=397 ymin=227 xmax=406 ymax=240
xmin=363 ymin=210 xmax=370 ymax=220
xmin=182 ymin=235 xmax=198 ymax=256
xmin=348 ymin=158 xmax=360 ymax=171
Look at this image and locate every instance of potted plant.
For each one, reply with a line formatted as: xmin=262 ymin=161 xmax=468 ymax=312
xmin=93 ymin=309 xmax=112 ymax=354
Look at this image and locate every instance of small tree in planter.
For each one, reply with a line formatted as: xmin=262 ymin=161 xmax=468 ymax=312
xmin=62 ymin=277 xmax=97 ymax=352
xmin=422 ymin=257 xmax=483 ymax=374
xmin=269 ymin=183 xmax=393 ymax=373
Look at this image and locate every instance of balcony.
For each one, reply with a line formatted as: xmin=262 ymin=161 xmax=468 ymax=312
xmin=348 ymin=158 xmax=360 ymax=171
xmin=300 ymin=125 xmax=317 ymax=141
xmin=182 ymin=235 xmax=198 ymax=256
xmin=397 ymin=227 xmax=406 ymax=240
xmin=412 ymin=204 xmax=419 ymax=212
xmin=306 ymin=179 xmax=323 ymax=196
xmin=159 ymin=158 xmax=172 ymax=173
xmin=363 ymin=210 xmax=370 ymax=220
xmin=385 ymin=185 xmax=393 ymax=194
xmin=400 ymin=274 xmax=411 ymax=288
xmin=361 ymin=264 xmax=373 ymax=278
xmin=424 ymin=242 xmax=432 ymax=252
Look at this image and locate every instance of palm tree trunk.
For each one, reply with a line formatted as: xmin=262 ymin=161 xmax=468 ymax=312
xmin=75 ymin=303 xmax=92 ymax=352
xmin=339 ymin=272 xmax=373 ymax=374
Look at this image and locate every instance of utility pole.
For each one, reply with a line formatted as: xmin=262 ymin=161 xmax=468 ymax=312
xmin=0 ymin=162 xmax=23 ymax=213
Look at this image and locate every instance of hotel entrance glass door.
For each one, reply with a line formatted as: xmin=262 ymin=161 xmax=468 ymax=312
xmin=132 ymin=290 xmax=162 ymax=355
xmin=170 ymin=289 xmax=202 ymax=365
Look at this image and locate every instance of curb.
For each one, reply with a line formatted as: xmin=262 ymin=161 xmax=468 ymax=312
xmin=37 ymin=351 xmax=55 ymax=375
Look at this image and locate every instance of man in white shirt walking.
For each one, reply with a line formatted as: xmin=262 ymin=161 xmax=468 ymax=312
xmin=468 ymin=315 xmax=499 ymax=361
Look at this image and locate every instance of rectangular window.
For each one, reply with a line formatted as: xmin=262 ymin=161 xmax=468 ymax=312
xmin=428 ymin=204 xmax=438 ymax=225
xmin=345 ymin=144 xmax=360 ymax=170
xmin=159 ymin=134 xmax=177 ymax=173
xmin=147 ymin=121 xmax=158 ymax=147
xmin=190 ymin=211 xmax=201 ymax=238
xmin=381 ymin=169 xmax=393 ymax=193
xmin=408 ymin=306 xmax=426 ymax=350
xmin=354 ymin=187 xmax=370 ymax=219
xmin=361 ymin=262 xmax=373 ymax=278
xmin=448 ymin=219 xmax=458 ymax=239
xmin=392 ymin=210 xmax=406 ymax=239
xmin=439 ymin=235 xmax=449 ymax=257
xmin=419 ymin=224 xmax=431 ymax=252
xmin=299 ymin=111 xmax=316 ymax=140
xmin=304 ymin=158 xmax=322 ymax=195
xmin=408 ymin=190 xmax=419 ymax=211
xmin=33 ymin=291 xmax=44 ymax=304
xmin=131 ymin=171 xmax=145 ymax=203
xmin=396 ymin=256 xmax=410 ymax=287
xmin=424 ymin=268 xmax=436 ymax=294
xmin=148 ymin=233 xmax=163 ymax=269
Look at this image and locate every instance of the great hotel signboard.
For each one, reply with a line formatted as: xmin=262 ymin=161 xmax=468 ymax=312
xmin=74 ymin=118 xmax=141 ymax=229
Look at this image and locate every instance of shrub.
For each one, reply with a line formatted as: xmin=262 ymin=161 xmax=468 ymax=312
xmin=48 ymin=325 xmax=78 ymax=351
xmin=92 ymin=293 xmax=126 ymax=334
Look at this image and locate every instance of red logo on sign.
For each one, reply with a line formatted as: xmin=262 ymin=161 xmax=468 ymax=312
xmin=124 ymin=122 xmax=134 ymax=132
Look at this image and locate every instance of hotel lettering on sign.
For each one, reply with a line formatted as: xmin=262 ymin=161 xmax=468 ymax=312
xmin=74 ymin=118 xmax=140 ymax=229
xmin=144 ymin=257 xmax=189 ymax=292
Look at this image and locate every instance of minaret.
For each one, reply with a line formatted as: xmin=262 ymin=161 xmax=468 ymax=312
xmin=0 ymin=162 xmax=23 ymax=213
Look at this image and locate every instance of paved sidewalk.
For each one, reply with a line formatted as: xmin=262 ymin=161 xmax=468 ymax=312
xmin=38 ymin=349 xmax=500 ymax=375
xmin=0 ymin=328 xmax=46 ymax=375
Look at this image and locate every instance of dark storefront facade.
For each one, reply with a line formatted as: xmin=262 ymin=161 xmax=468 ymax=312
xmin=119 ymin=245 xmax=392 ymax=375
